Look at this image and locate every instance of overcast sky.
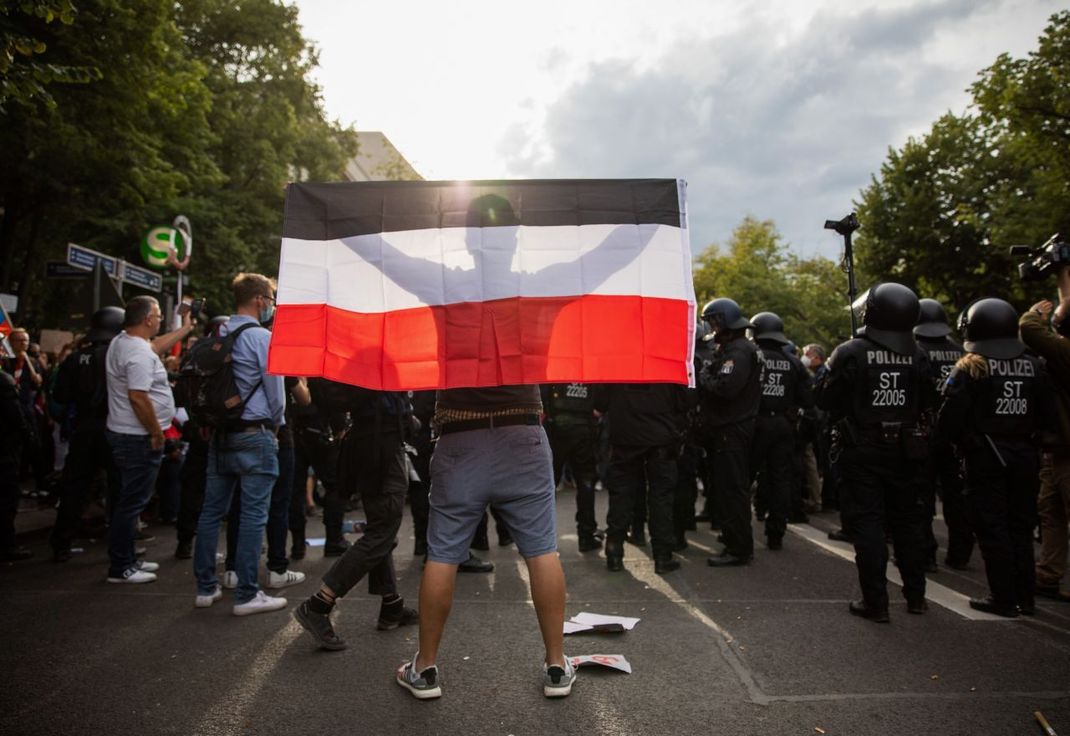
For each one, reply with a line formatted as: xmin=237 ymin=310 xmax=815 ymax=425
xmin=294 ymin=0 xmax=1059 ymax=258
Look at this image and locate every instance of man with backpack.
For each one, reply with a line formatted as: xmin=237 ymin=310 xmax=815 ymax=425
xmin=191 ymin=273 xmax=287 ymax=616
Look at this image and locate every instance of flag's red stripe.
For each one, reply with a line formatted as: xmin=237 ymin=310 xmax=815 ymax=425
xmin=268 ymin=295 xmax=691 ymax=390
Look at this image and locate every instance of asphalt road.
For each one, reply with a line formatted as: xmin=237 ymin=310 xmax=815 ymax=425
xmin=2 ymin=490 xmax=1069 ymax=736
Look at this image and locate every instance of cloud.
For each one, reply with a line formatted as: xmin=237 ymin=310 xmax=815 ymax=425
xmin=498 ymin=0 xmax=1049 ymax=258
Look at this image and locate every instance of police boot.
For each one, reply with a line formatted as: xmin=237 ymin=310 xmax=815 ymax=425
xmin=605 ymin=538 xmax=624 ymax=572
xmin=578 ymin=534 xmax=601 ymax=552
xmin=654 ymin=554 xmax=680 ymax=575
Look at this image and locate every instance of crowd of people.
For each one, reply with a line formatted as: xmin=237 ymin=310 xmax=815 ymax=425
xmin=3 ymin=267 xmax=1070 ymax=699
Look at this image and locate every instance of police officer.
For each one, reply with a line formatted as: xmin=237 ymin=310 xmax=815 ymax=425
xmin=50 ymin=307 xmax=124 ymax=562
xmin=542 ymin=383 xmax=602 ymax=552
xmin=815 ymin=283 xmax=934 ymax=622
xmin=938 ymin=299 xmax=1053 ymax=617
xmin=596 ymin=383 xmax=691 ymax=574
xmin=698 ymin=298 xmax=762 ymax=567
xmin=289 ymin=377 xmax=343 ymax=558
xmin=915 ymin=298 xmax=972 ymax=570
xmin=749 ymin=312 xmax=813 ymax=550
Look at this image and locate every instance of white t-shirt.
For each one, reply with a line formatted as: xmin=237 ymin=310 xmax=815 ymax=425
xmin=105 ymin=331 xmax=176 ymax=434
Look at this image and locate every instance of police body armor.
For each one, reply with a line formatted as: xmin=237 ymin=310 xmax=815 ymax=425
xmin=53 ymin=341 xmax=110 ymax=430
xmin=843 ymin=338 xmax=926 ymax=439
xmin=547 ymin=383 xmax=595 ymax=418
xmin=757 ymin=346 xmax=798 ymax=414
xmin=920 ymin=337 xmax=964 ymax=392
xmin=969 ymin=355 xmax=1043 ymax=439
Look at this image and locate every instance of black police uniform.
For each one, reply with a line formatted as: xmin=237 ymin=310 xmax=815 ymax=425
xmin=918 ymin=334 xmax=972 ymax=568
xmin=542 ymin=383 xmax=600 ymax=547
xmin=816 ymin=336 xmax=934 ymax=614
xmin=596 ymin=383 xmax=690 ymax=571
xmin=751 ymin=343 xmax=813 ymax=547
xmin=50 ymin=339 xmax=121 ymax=557
xmin=0 ymin=371 xmax=26 ymax=556
xmin=939 ymin=349 xmax=1051 ymax=614
xmin=698 ymin=334 xmax=762 ymax=561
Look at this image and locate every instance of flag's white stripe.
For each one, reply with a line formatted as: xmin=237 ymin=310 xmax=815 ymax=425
xmin=277 ymin=223 xmax=692 ymax=314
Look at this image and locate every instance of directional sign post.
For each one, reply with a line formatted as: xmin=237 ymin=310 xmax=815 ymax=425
xmin=121 ymin=262 xmax=163 ymax=292
xmin=46 ymin=261 xmax=91 ymax=279
xmin=67 ymin=243 xmax=119 ymax=277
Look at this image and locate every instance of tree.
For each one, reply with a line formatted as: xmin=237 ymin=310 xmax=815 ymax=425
xmin=693 ymin=216 xmax=849 ymax=349
xmin=855 ymin=11 xmax=1070 ymax=316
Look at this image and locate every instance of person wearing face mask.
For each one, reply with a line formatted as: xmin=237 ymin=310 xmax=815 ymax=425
xmin=191 ymin=273 xmax=289 ymax=616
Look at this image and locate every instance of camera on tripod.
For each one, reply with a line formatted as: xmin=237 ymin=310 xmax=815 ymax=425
xmin=1010 ymin=233 xmax=1070 ymax=281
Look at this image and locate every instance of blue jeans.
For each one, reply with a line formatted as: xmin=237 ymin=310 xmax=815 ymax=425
xmin=106 ymin=431 xmax=164 ymax=577
xmin=224 ymin=440 xmax=295 ymax=574
xmin=194 ymin=429 xmax=279 ymax=603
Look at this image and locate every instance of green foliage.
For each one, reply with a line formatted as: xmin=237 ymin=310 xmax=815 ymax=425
xmin=693 ymin=217 xmax=850 ymax=349
xmin=856 ymin=10 xmax=1070 ymax=316
xmin=0 ymin=0 xmax=357 ymax=326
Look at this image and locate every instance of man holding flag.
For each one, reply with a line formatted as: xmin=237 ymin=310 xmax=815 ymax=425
xmin=269 ymin=179 xmax=696 ymax=699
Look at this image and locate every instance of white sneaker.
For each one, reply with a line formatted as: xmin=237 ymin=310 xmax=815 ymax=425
xmin=268 ymin=569 xmax=306 ymax=589
xmin=233 ymin=591 xmax=287 ymax=617
xmin=107 ymin=568 xmax=157 ymax=584
xmin=195 ymin=586 xmax=223 ymax=608
xmin=222 ymin=570 xmax=238 ymax=589
xmin=135 ymin=560 xmax=160 ymax=572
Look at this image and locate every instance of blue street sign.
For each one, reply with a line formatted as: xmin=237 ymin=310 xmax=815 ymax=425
xmin=121 ymin=262 xmax=163 ymax=292
xmin=67 ymin=243 xmax=119 ymax=277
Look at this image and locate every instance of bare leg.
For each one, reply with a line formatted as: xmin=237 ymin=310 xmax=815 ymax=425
xmin=525 ymin=551 xmax=567 ymax=666
xmin=415 ymin=560 xmax=459 ymax=670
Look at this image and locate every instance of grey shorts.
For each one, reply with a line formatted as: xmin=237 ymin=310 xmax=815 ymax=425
xmin=427 ymin=424 xmax=557 ymax=564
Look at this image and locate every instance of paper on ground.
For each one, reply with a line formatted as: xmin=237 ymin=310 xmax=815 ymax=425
xmin=572 ymin=612 xmax=640 ymax=630
xmin=569 ymin=654 xmax=632 ymax=674
xmin=306 ymin=538 xmax=326 ymax=547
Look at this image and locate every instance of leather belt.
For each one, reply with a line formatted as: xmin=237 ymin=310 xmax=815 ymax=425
xmin=437 ymin=413 xmax=541 ymax=436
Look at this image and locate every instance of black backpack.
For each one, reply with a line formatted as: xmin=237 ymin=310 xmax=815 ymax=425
xmin=175 ymin=323 xmax=263 ymax=429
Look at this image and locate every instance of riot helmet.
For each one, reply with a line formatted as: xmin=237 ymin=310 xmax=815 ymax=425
xmin=959 ymin=298 xmax=1024 ymax=360
xmin=694 ymin=319 xmax=711 ymax=347
xmin=914 ymin=298 xmax=952 ymax=339
xmin=86 ymin=306 xmax=124 ymax=343
xmin=204 ymin=315 xmax=229 ymax=337
xmin=701 ymin=298 xmax=751 ymax=334
xmin=854 ymin=282 xmax=920 ymax=355
xmin=750 ymin=312 xmax=789 ymax=345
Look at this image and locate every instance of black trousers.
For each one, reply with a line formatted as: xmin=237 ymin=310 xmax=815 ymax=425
xmin=705 ymin=420 xmax=755 ymax=558
xmin=964 ymin=442 xmax=1038 ymax=609
xmin=840 ymin=444 xmax=927 ymax=610
xmin=176 ymin=433 xmax=208 ymax=545
xmin=936 ymin=452 xmax=973 ymax=566
xmin=673 ymin=444 xmax=700 ymax=536
xmin=547 ymin=420 xmax=598 ymax=537
xmin=0 ymin=458 xmax=19 ymax=551
xmin=322 ymin=430 xmax=408 ymax=598
xmin=289 ymin=429 xmax=340 ymax=548
xmin=751 ymin=415 xmax=793 ymax=542
xmin=408 ymin=427 xmax=432 ymax=546
xmin=605 ymin=445 xmax=678 ymax=558
xmin=50 ymin=427 xmax=120 ymax=553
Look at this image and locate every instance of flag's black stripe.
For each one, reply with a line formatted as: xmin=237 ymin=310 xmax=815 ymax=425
xmin=283 ymin=179 xmax=682 ymax=240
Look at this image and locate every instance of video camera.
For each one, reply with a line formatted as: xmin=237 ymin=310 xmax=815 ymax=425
xmin=1009 ymin=233 xmax=1070 ymax=281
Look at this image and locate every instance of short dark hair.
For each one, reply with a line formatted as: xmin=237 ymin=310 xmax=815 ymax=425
xmin=124 ymin=296 xmax=159 ymax=327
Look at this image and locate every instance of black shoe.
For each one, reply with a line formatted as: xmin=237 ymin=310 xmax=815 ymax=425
xmin=1018 ymin=601 xmax=1037 ymax=616
xmin=377 ymin=596 xmax=419 ymax=631
xmin=707 ymin=553 xmax=751 ymax=567
xmin=413 ymin=539 xmax=428 ymax=556
xmin=925 ymin=560 xmax=939 ymax=574
xmin=828 ymin=529 xmax=851 ymax=542
xmin=458 ymin=553 xmax=494 ymax=573
xmin=849 ymin=600 xmax=890 ymax=623
xmin=673 ymin=534 xmax=689 ymax=553
xmin=470 ymin=533 xmax=490 ymax=552
xmin=788 ymin=513 xmax=809 ymax=524
xmin=606 ymin=555 xmax=624 ymax=572
xmin=2 ymin=546 xmax=33 ymax=562
xmin=293 ymin=600 xmax=348 ymax=650
xmin=766 ymin=537 xmax=783 ymax=551
xmin=1036 ymin=584 xmax=1070 ymax=602
xmin=625 ymin=531 xmax=647 ymax=547
xmin=968 ymin=596 xmax=1018 ymax=618
xmin=290 ymin=543 xmax=306 ymax=561
xmin=174 ymin=541 xmax=193 ymax=560
xmin=134 ymin=529 xmax=155 ymax=542
xmin=578 ymin=536 xmax=601 ymax=552
xmin=906 ymin=598 xmax=929 ymax=615
xmin=324 ymin=539 xmax=351 ymax=557
xmin=944 ymin=557 xmax=969 ymax=571
xmin=654 ymin=557 xmax=680 ymax=575
xmin=497 ymin=530 xmax=513 ymax=547
xmin=52 ymin=547 xmax=71 ymax=563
